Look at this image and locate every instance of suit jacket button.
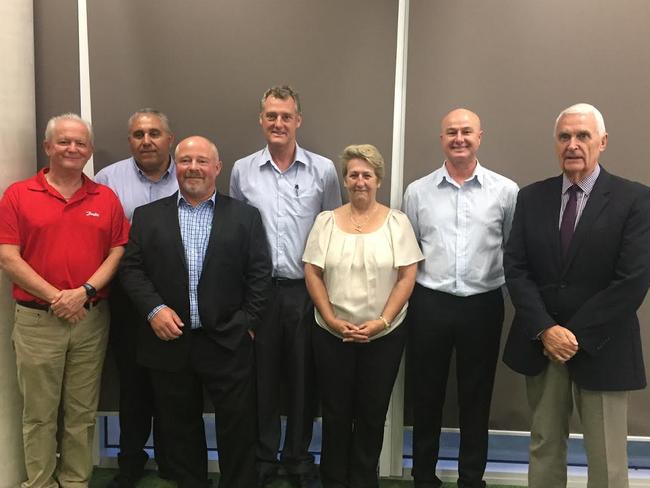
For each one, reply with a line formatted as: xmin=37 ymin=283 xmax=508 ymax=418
xmin=560 ymin=282 xmax=567 ymax=289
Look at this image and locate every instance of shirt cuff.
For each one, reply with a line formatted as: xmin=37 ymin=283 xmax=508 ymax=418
xmin=147 ymin=304 xmax=167 ymax=321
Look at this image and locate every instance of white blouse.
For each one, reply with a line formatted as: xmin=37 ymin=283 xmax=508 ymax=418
xmin=303 ymin=209 xmax=424 ymax=340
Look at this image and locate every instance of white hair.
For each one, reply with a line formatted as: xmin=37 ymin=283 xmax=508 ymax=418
xmin=554 ymin=103 xmax=606 ymax=137
xmin=44 ymin=113 xmax=94 ymax=144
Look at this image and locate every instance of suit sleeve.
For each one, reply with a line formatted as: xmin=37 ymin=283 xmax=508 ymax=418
xmin=239 ymin=208 xmax=272 ymax=331
xmin=567 ymin=186 xmax=650 ymax=354
xmin=504 ymin=189 xmax=557 ymax=339
xmin=118 ymin=208 xmax=166 ymax=319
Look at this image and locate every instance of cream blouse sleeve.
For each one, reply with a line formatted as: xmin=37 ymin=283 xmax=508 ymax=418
xmin=302 ymin=210 xmax=335 ymax=268
xmin=388 ymin=209 xmax=425 ymax=267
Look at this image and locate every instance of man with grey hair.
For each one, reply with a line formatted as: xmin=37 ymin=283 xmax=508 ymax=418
xmin=95 ymin=108 xmax=178 ymax=487
xmin=230 ymin=85 xmax=341 ymax=488
xmin=0 ymin=113 xmax=129 ymax=488
xmin=503 ymin=103 xmax=650 ymax=487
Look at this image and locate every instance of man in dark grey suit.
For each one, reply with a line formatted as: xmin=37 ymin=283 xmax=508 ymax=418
xmin=120 ymin=136 xmax=272 ymax=488
xmin=503 ymin=103 xmax=650 ymax=488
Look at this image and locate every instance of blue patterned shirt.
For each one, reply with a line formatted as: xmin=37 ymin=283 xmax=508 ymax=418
xmin=178 ymin=193 xmax=215 ymax=329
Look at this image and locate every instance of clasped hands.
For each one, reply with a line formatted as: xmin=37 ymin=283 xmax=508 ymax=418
xmin=541 ymin=324 xmax=579 ymax=363
xmin=329 ymin=318 xmax=385 ymax=343
xmin=50 ymin=287 xmax=88 ymax=323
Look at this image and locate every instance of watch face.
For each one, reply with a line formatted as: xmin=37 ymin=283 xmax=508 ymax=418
xmin=83 ymin=283 xmax=97 ymax=297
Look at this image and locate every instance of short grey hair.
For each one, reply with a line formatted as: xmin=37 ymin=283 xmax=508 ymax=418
xmin=128 ymin=108 xmax=172 ymax=134
xmin=44 ymin=113 xmax=94 ymax=144
xmin=260 ymin=85 xmax=301 ymax=114
xmin=554 ymin=103 xmax=606 ymax=136
xmin=340 ymin=144 xmax=385 ymax=181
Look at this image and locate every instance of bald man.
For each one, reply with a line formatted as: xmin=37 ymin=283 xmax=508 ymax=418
xmin=120 ymin=136 xmax=272 ymax=488
xmin=403 ymin=109 xmax=519 ymax=488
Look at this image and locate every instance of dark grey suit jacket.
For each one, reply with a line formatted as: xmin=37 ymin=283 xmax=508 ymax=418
xmin=503 ymin=168 xmax=650 ymax=391
xmin=119 ymin=192 xmax=272 ymax=372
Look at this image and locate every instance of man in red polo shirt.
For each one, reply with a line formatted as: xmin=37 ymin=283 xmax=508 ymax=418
xmin=0 ymin=113 xmax=129 ymax=488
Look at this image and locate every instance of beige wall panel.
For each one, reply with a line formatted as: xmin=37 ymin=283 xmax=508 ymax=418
xmin=0 ymin=0 xmax=36 ymax=485
xmin=86 ymin=0 xmax=398 ymax=204
xmin=405 ymin=0 xmax=650 ymax=435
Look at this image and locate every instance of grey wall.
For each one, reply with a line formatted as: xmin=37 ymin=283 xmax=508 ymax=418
xmin=86 ymin=0 xmax=398 ymax=202
xmin=404 ymin=0 xmax=650 ymax=435
xmin=34 ymin=0 xmax=80 ymax=168
xmin=32 ymin=0 xmax=650 ymax=435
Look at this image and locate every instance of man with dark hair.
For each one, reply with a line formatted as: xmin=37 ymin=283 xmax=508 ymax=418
xmin=0 ymin=113 xmax=129 ymax=488
xmin=95 ymin=109 xmax=178 ymax=487
xmin=230 ymin=85 xmax=341 ymax=488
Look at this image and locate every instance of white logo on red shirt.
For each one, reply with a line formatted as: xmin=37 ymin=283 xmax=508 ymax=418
xmin=85 ymin=211 xmax=100 ymax=217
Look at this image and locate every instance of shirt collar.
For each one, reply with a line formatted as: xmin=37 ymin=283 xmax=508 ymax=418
xmin=259 ymin=143 xmax=307 ymax=169
xmin=177 ymin=190 xmax=217 ymax=208
xmin=131 ymin=156 xmax=175 ymax=181
xmin=437 ymin=160 xmax=484 ymax=187
xmin=30 ymin=167 xmax=99 ymax=195
xmin=562 ymin=164 xmax=600 ymax=195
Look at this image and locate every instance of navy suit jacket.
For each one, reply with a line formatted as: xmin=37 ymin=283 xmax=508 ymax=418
xmin=119 ymin=192 xmax=272 ymax=372
xmin=503 ymin=168 xmax=650 ymax=390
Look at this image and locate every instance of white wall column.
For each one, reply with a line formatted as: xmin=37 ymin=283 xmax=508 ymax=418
xmin=0 ymin=1 xmax=37 ymax=487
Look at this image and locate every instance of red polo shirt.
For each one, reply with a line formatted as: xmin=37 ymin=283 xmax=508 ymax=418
xmin=0 ymin=168 xmax=130 ymax=302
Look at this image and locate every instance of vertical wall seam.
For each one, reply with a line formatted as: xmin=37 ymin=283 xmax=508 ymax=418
xmin=77 ymin=0 xmax=94 ymax=176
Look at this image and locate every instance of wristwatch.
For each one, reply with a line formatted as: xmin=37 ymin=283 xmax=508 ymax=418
xmin=82 ymin=282 xmax=97 ymax=298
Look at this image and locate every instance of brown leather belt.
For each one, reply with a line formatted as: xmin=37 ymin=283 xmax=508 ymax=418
xmin=16 ymin=299 xmax=103 ymax=311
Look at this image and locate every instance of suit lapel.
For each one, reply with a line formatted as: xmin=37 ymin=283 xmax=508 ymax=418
xmin=164 ymin=192 xmax=187 ymax=269
xmin=202 ymin=192 xmax=225 ymax=271
xmin=561 ymin=169 xmax=611 ymax=273
xmin=542 ymin=176 xmax=564 ymax=270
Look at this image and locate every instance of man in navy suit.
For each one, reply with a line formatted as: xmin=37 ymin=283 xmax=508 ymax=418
xmin=503 ymin=103 xmax=650 ymax=488
xmin=120 ymin=136 xmax=272 ymax=488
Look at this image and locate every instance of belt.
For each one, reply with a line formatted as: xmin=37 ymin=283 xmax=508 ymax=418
xmin=271 ymin=277 xmax=305 ymax=286
xmin=16 ymin=299 xmax=103 ymax=311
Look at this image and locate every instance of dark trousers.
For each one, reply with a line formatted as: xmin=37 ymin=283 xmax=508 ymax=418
xmin=108 ymin=282 xmax=169 ymax=477
xmin=407 ymin=285 xmax=504 ymax=488
xmin=255 ymin=280 xmax=316 ymax=475
xmin=313 ymin=323 xmax=407 ymax=488
xmin=149 ymin=329 xmax=256 ymax=488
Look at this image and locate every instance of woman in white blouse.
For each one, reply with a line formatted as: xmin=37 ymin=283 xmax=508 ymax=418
xmin=303 ymin=144 xmax=423 ymax=488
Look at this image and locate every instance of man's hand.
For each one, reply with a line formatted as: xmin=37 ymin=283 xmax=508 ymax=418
xmin=51 ymin=287 xmax=87 ymax=321
xmin=149 ymin=307 xmax=184 ymax=341
xmin=541 ymin=324 xmax=579 ymax=362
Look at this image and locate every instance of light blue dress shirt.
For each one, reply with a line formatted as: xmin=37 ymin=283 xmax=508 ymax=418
xmin=230 ymin=144 xmax=341 ymax=279
xmin=403 ymin=162 xmax=519 ymax=296
xmin=94 ymin=156 xmax=178 ymax=222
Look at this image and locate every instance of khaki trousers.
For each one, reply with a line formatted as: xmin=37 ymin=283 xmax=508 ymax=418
xmin=526 ymin=360 xmax=629 ymax=488
xmin=12 ymin=302 xmax=109 ymax=488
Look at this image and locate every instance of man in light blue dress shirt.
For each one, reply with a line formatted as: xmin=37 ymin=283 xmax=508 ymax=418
xmin=403 ymin=108 xmax=518 ymax=488
xmin=230 ymin=85 xmax=341 ymax=488
xmin=94 ymin=109 xmax=178 ymax=488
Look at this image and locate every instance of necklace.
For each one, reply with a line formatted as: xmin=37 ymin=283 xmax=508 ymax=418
xmin=349 ymin=204 xmax=377 ymax=232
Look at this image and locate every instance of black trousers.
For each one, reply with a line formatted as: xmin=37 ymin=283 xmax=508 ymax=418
xmin=407 ymin=285 xmax=504 ymax=488
xmin=149 ymin=329 xmax=256 ymax=488
xmin=313 ymin=323 xmax=407 ymax=488
xmin=255 ymin=280 xmax=316 ymax=475
xmin=108 ymin=282 xmax=169 ymax=477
